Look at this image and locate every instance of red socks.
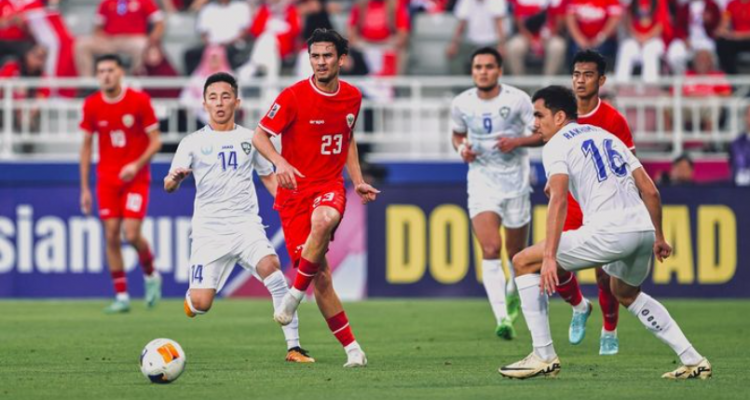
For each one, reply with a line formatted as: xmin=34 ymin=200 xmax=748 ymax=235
xmin=292 ymin=257 xmax=320 ymax=291
xmin=111 ymin=270 xmax=127 ymax=294
xmin=326 ymin=311 xmax=355 ymax=347
xmin=556 ymin=271 xmax=583 ymax=306
xmin=138 ymin=246 xmax=155 ymax=276
xmin=597 ymin=269 xmax=619 ymax=331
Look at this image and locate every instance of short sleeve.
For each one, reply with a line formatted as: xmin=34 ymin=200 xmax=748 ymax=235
xmin=542 ymin=140 xmax=569 ymax=178
xmin=252 ymin=151 xmax=274 ymax=177
xmin=140 ymin=93 xmax=160 ymax=133
xmin=348 ymin=4 xmax=360 ymax=28
xmin=614 ymin=114 xmax=635 ymax=150
xmin=170 ymin=137 xmax=193 ymax=171
xmin=197 ymin=6 xmax=210 ymax=33
xmin=606 ymin=0 xmax=622 ymax=16
xmin=487 ymin=0 xmax=508 ymax=17
xmin=450 ymin=97 xmax=467 ymax=134
xmin=258 ymin=88 xmax=297 ymax=136
xmin=142 ymin=0 xmax=163 ymax=22
xmin=454 ymin=0 xmax=469 ymax=20
xmin=396 ymin=0 xmax=411 ymax=31
xmin=79 ymin=98 xmax=96 ymax=134
xmin=518 ymin=93 xmax=535 ymax=136
xmin=94 ymin=1 xmax=106 ymax=26
xmin=622 ymin=145 xmax=642 ymax=171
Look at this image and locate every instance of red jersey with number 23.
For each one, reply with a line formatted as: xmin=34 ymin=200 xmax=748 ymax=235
xmin=79 ymin=88 xmax=159 ymax=184
xmin=564 ymin=98 xmax=635 ymax=231
xmin=259 ymin=76 xmax=362 ymax=195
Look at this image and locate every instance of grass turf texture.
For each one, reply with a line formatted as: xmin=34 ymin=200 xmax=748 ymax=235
xmin=0 ymin=299 xmax=746 ymax=400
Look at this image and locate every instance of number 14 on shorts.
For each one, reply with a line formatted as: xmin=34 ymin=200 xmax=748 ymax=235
xmin=190 ymin=265 xmax=204 ymax=284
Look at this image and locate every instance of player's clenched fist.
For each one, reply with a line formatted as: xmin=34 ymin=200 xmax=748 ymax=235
xmin=119 ymin=162 xmax=139 ymax=182
xmin=80 ymin=189 xmax=92 ymax=215
xmin=458 ymin=142 xmax=477 ymax=163
xmin=355 ymin=182 xmax=380 ymax=204
xmin=274 ymin=158 xmax=305 ymax=191
xmin=653 ymin=237 xmax=672 ymax=262
xmin=164 ymin=168 xmax=191 ymax=193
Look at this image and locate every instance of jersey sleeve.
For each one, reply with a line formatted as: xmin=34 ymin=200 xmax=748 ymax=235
xmin=258 ymin=88 xmax=297 ymax=136
xmin=450 ymin=97 xmax=468 ymax=134
xmin=622 ymin=145 xmax=642 ymax=171
xmin=252 ymin=151 xmax=274 ymax=177
xmin=79 ymin=98 xmax=96 ymax=134
xmin=518 ymin=92 xmax=535 ymax=136
xmin=454 ymin=0 xmax=469 ymax=20
xmin=542 ymin=140 xmax=569 ymax=178
xmin=614 ymin=113 xmax=635 ymax=150
xmin=170 ymin=137 xmax=193 ymax=171
xmin=140 ymin=92 xmax=160 ymax=133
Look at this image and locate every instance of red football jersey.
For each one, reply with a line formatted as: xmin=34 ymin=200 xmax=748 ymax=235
xmin=95 ymin=0 xmax=162 ymax=36
xmin=566 ymin=0 xmax=623 ymax=40
xmin=565 ymin=97 xmax=635 ymax=231
xmin=79 ymin=87 xmax=159 ymax=184
xmin=258 ymin=76 xmax=362 ymax=192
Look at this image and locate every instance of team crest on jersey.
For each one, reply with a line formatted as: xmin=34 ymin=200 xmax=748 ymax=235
xmin=122 ymin=114 xmax=134 ymax=128
xmin=201 ymin=145 xmax=213 ymax=155
xmin=268 ymin=103 xmax=281 ymax=119
xmin=499 ymin=107 xmax=510 ymax=119
xmin=241 ymin=142 xmax=252 ymax=154
xmin=346 ymin=113 xmax=355 ymax=128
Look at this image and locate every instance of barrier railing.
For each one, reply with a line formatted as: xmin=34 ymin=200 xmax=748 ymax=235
xmin=2 ymin=76 xmax=748 ymax=160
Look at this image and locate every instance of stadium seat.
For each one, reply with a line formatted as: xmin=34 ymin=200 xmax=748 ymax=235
xmin=408 ymin=13 xmax=458 ymax=75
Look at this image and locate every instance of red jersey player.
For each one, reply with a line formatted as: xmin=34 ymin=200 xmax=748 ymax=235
xmin=79 ymin=54 xmax=162 ymax=314
xmin=253 ymin=29 xmax=379 ymax=368
xmin=554 ymin=50 xmax=636 ymax=355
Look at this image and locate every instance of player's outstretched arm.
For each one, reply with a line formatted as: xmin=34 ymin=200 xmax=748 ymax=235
xmin=120 ymin=129 xmax=163 ymax=182
xmin=632 ymin=167 xmax=672 ymax=261
xmin=345 ymin=137 xmax=380 ymax=204
xmin=541 ymin=174 xmax=569 ymax=295
xmin=79 ymin=132 xmax=94 ymax=215
xmin=252 ymin=126 xmax=304 ymax=190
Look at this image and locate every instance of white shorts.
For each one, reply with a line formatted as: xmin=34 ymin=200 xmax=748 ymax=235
xmin=188 ymin=224 xmax=277 ymax=292
xmin=468 ymin=192 xmax=531 ymax=228
xmin=556 ymin=227 xmax=656 ymax=287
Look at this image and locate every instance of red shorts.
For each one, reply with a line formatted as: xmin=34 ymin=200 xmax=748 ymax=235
xmin=274 ymin=184 xmax=347 ymax=265
xmin=97 ymin=179 xmax=150 ymax=220
xmin=563 ymin=193 xmax=583 ymax=232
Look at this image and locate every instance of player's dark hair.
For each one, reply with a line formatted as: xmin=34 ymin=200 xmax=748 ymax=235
xmin=673 ymin=153 xmax=694 ymax=168
xmin=470 ymin=47 xmax=503 ymax=69
xmin=95 ymin=54 xmax=123 ymax=69
xmin=307 ymin=28 xmax=349 ymax=57
xmin=571 ymin=49 xmax=607 ymax=76
xmin=203 ymin=72 xmax=238 ymax=98
xmin=532 ymin=86 xmax=578 ymax=120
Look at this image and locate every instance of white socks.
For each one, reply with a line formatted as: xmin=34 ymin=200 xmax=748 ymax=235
xmin=345 ymin=341 xmax=362 ymax=354
xmin=505 ymin=260 xmax=517 ymax=295
xmin=116 ymin=292 xmax=130 ymax=302
xmin=515 ymin=274 xmax=556 ymax=362
xmin=627 ymin=292 xmax=703 ymax=366
xmin=264 ymin=270 xmax=301 ymax=349
xmin=481 ymin=259 xmax=508 ymax=324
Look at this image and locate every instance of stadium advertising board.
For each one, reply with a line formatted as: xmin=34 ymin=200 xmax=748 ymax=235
xmin=367 ymin=185 xmax=748 ymax=298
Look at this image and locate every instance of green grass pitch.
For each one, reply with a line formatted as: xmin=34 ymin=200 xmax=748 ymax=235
xmin=0 ymin=299 xmax=747 ymax=400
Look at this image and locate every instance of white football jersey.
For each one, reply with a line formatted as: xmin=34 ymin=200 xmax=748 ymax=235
xmin=169 ymin=124 xmax=273 ymax=237
xmin=543 ymin=122 xmax=654 ymax=233
xmin=451 ymin=84 xmax=535 ymax=198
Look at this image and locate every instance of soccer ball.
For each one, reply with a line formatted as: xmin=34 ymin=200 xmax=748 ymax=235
xmin=139 ymin=338 xmax=186 ymax=384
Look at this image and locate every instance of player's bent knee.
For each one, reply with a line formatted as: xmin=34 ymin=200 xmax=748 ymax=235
xmin=189 ymin=295 xmax=213 ymax=312
xmin=481 ymin=244 xmax=502 ymax=259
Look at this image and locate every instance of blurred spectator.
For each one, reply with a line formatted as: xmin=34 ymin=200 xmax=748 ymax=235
xmin=716 ymin=0 xmax=750 ymax=74
xmin=294 ymin=0 xmax=337 ymax=76
xmin=139 ymin=44 xmax=181 ymax=98
xmin=184 ymin=0 xmax=251 ymax=75
xmin=446 ymin=0 xmax=507 ymax=74
xmin=615 ymin=0 xmax=671 ymax=83
xmin=667 ymin=0 xmax=722 ymax=76
xmin=0 ymin=0 xmax=33 ymax=62
xmin=180 ymin=45 xmax=231 ymax=126
xmin=682 ymin=49 xmax=731 ymax=132
xmin=237 ymin=0 xmax=300 ymax=82
xmin=75 ymin=0 xmax=165 ymax=76
xmin=349 ymin=0 xmax=410 ymax=76
xmin=729 ymin=106 xmax=750 ymax=186
xmin=657 ymin=153 xmax=695 ymax=185
xmin=566 ymin=0 xmax=623 ymax=65
xmin=0 ymin=44 xmax=50 ymax=133
xmin=160 ymin=0 xmax=210 ymax=13
xmin=10 ymin=0 xmax=77 ymax=96
xmin=506 ymin=0 xmax=567 ymax=76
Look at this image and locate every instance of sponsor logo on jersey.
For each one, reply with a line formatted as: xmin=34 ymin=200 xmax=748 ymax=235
xmin=346 ymin=113 xmax=355 ymax=128
xmin=98 ymin=121 xmax=108 ymax=127
xmin=499 ymin=107 xmax=510 ymax=119
xmin=201 ymin=145 xmax=213 ymax=155
xmin=309 ymin=120 xmax=325 ymax=125
xmin=122 ymin=114 xmax=135 ymax=128
xmin=241 ymin=142 xmax=252 ymax=154
xmin=268 ymin=103 xmax=281 ymax=119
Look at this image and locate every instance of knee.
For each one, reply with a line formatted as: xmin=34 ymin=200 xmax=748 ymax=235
xmin=611 ymin=285 xmax=639 ymax=307
xmin=481 ymin=243 xmax=502 ymax=260
xmin=310 ymin=213 xmax=336 ymax=238
xmin=547 ymin=37 xmax=566 ymax=55
xmin=189 ymin=294 xmax=213 ymax=312
xmin=619 ymin=39 xmax=640 ymax=57
xmin=507 ymin=36 xmax=527 ymax=56
xmin=123 ymin=229 xmax=140 ymax=244
xmin=511 ymin=251 xmax=529 ymax=275
xmin=104 ymin=230 xmax=121 ymax=248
